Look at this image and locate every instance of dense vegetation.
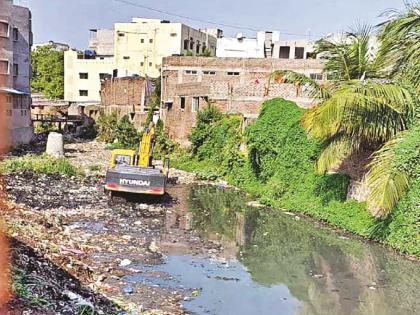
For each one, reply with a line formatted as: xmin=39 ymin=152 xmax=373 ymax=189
xmin=271 ymin=4 xmax=419 ymax=218
xmin=175 ymin=99 xmax=419 ymax=255
xmin=31 ymin=46 xmax=64 ymax=99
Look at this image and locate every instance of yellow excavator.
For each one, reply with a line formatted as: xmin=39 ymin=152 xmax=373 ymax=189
xmin=104 ymin=122 xmax=169 ymax=196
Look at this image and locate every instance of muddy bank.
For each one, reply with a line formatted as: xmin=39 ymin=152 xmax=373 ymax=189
xmin=1 ymin=141 xmax=228 ymax=314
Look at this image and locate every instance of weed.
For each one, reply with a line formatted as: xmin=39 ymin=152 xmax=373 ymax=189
xmin=0 ymin=154 xmax=80 ymax=176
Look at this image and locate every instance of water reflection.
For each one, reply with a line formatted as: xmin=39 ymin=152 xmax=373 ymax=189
xmin=185 ymin=185 xmax=420 ymax=315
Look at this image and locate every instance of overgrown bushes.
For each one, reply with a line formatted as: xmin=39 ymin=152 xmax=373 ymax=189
xmin=174 ymin=98 xmax=419 ymax=256
xmin=96 ymin=113 xmax=141 ymax=149
xmin=0 ymin=154 xmax=80 ymax=176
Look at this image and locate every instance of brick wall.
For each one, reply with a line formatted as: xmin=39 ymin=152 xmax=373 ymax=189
xmin=100 ymin=76 xmax=148 ymax=129
xmin=161 ymin=56 xmax=325 ymax=146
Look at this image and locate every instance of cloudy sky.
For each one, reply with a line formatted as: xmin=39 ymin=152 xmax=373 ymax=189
xmin=23 ymin=0 xmax=407 ymax=49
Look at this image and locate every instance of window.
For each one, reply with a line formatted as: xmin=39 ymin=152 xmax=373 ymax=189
xmin=6 ymin=110 xmax=12 ymax=117
xmin=123 ymin=56 xmax=130 ymax=60
xmin=79 ymin=72 xmax=88 ymax=79
xmin=279 ymin=46 xmax=291 ymax=59
xmin=140 ymin=62 xmax=144 ymax=67
xmin=12 ymin=27 xmax=18 ymax=41
xmin=13 ymin=95 xmax=21 ymax=109
xmin=192 ymin=97 xmax=199 ymax=112
xmin=170 ymin=33 xmax=177 ymax=37
xmin=227 ymin=71 xmax=240 ymax=76
xmin=140 ymin=38 xmax=145 ymax=43
xmin=196 ymin=41 xmax=200 ymax=54
xmin=310 ymin=73 xmax=323 ymax=81
xmin=99 ymin=73 xmax=110 ymax=80
xmin=203 ymin=70 xmax=216 ymax=75
xmin=185 ymin=70 xmax=198 ymax=75
xmin=0 ymin=22 xmax=9 ymax=38
xmin=0 ymin=60 xmax=9 ymax=74
xmin=180 ymin=97 xmax=186 ymax=110
xmin=118 ymin=32 xmax=125 ymax=37
xmin=295 ymin=47 xmax=305 ymax=59
xmin=183 ymin=39 xmax=189 ymax=50
xmin=149 ymin=62 xmax=153 ymax=67
xmin=79 ymin=90 xmax=88 ymax=97
xmin=6 ymin=95 xmax=12 ymax=104
xmin=189 ymin=38 xmax=194 ymax=50
xmin=21 ymin=110 xmax=27 ymax=116
xmin=202 ymin=45 xmax=207 ymax=53
xmin=13 ymin=64 xmax=18 ymax=76
xmin=149 ymin=39 xmax=153 ymax=44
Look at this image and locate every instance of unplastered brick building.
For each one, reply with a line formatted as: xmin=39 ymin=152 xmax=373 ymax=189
xmin=161 ymin=56 xmax=325 ymax=146
xmin=100 ymin=76 xmax=150 ymax=129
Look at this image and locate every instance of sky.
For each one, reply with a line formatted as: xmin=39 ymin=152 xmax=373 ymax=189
xmin=21 ymin=0 xmax=408 ymax=49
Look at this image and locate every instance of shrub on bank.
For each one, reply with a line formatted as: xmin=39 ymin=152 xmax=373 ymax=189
xmin=0 ymin=154 xmax=80 ymax=176
xmin=174 ymin=98 xmax=419 ymax=256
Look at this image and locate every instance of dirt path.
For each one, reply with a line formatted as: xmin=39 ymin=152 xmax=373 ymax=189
xmin=2 ymin=141 xmax=226 ymax=315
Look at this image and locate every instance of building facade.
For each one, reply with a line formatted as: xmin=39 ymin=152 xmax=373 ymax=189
xmin=161 ymin=56 xmax=325 ymax=146
xmin=100 ymin=76 xmax=149 ymax=129
xmin=0 ymin=0 xmax=33 ymax=147
xmin=64 ymin=18 xmax=217 ymax=104
xmin=216 ymin=31 xmax=316 ymax=60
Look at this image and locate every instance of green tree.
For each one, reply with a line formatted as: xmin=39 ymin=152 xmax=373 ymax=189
xmin=31 ymin=45 xmax=64 ymax=99
xmin=271 ymin=5 xmax=419 ymax=217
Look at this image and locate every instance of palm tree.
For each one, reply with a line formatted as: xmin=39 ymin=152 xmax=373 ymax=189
xmin=271 ymin=4 xmax=419 ymax=217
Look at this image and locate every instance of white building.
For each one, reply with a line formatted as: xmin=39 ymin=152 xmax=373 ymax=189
xmin=64 ymin=18 xmax=218 ymax=104
xmin=216 ymin=31 xmax=316 ymax=59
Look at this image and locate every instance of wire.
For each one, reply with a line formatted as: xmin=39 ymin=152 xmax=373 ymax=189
xmin=113 ymin=0 xmax=322 ymax=38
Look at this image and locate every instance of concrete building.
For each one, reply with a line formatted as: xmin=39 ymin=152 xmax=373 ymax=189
xmin=216 ymin=31 xmax=316 ymax=59
xmin=64 ymin=18 xmax=217 ymax=104
xmin=64 ymin=49 xmax=115 ymax=105
xmin=161 ymin=56 xmax=325 ymax=146
xmin=0 ymin=0 xmax=33 ymax=147
xmin=113 ymin=18 xmax=217 ymax=78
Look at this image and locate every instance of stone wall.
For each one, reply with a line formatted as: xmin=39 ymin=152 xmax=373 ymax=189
xmin=161 ymin=56 xmax=325 ymax=146
xmin=100 ymin=76 xmax=148 ymax=129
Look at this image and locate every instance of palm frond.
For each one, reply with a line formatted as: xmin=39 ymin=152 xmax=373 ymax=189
xmin=270 ymin=70 xmax=332 ymax=100
xmin=316 ymin=135 xmax=356 ymax=174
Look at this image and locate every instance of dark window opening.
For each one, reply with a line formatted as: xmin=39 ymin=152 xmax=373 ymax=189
xmin=203 ymin=70 xmax=216 ymax=75
xmin=310 ymin=73 xmax=323 ymax=81
xmin=123 ymin=56 xmax=130 ymax=60
xmin=196 ymin=41 xmax=200 ymax=54
xmin=79 ymin=90 xmax=88 ymax=97
xmin=295 ymin=47 xmax=305 ymax=59
xmin=185 ymin=70 xmax=198 ymax=75
xmin=13 ymin=64 xmax=18 ymax=76
xmin=227 ymin=71 xmax=240 ymax=76
xmin=189 ymin=38 xmax=194 ymax=50
xmin=12 ymin=27 xmax=18 ymax=41
xmin=279 ymin=46 xmax=290 ymax=59
xmin=149 ymin=38 xmax=153 ymax=44
xmin=79 ymin=72 xmax=88 ymax=79
xmin=180 ymin=97 xmax=186 ymax=110
xmin=183 ymin=39 xmax=189 ymax=50
xmin=141 ymin=38 xmax=145 ymax=43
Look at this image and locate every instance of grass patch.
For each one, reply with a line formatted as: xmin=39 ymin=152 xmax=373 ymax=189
xmin=1 ymin=154 xmax=81 ymax=176
xmin=12 ymin=267 xmax=52 ymax=308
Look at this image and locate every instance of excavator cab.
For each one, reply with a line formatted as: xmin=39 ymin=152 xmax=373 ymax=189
xmin=104 ymin=123 xmax=169 ymax=196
